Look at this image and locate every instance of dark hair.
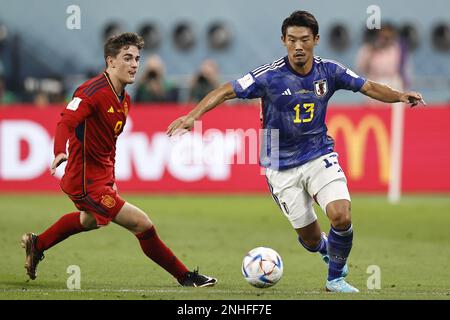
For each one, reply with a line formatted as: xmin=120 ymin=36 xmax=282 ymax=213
xmin=380 ymin=22 xmax=397 ymax=34
xmin=282 ymin=11 xmax=319 ymax=38
xmin=104 ymin=32 xmax=144 ymax=61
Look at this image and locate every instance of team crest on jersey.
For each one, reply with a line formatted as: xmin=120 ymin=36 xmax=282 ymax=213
xmin=118 ymin=102 xmax=129 ymax=116
xmin=314 ymin=79 xmax=328 ymax=97
xmin=101 ymin=195 xmax=116 ymax=208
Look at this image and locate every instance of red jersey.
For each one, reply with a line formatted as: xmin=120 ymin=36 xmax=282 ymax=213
xmin=54 ymin=72 xmax=130 ymax=198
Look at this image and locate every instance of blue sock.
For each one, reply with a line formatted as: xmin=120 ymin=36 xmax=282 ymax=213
xmin=318 ymin=233 xmax=328 ymax=256
xmin=298 ymin=234 xmax=327 ymax=255
xmin=327 ymin=225 xmax=353 ymax=281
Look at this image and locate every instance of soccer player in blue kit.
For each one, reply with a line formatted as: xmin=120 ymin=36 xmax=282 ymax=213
xmin=167 ymin=11 xmax=425 ymax=292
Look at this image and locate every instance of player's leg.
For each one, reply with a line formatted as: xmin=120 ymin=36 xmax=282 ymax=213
xmin=315 ymin=180 xmax=358 ymax=292
xmin=113 ymin=202 xmax=217 ymax=287
xmin=111 ymin=201 xmax=153 ymax=233
xmin=305 ymin=152 xmax=356 ymax=292
xmin=36 ymin=210 xmax=98 ymax=250
xmin=80 ymin=211 xmax=100 ymax=229
xmin=295 ymin=220 xmax=327 ymax=257
xmin=21 ymin=210 xmax=98 ymax=280
xmin=296 ymin=221 xmax=346 ymax=273
xmin=265 ymin=167 xmax=325 ymax=254
xmin=316 ymin=183 xmax=352 ymax=279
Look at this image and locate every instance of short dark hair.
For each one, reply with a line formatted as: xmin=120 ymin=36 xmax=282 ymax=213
xmin=104 ymin=32 xmax=144 ymax=61
xmin=282 ymin=11 xmax=319 ymax=38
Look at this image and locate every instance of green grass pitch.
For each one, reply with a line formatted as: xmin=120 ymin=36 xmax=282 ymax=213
xmin=0 ymin=194 xmax=449 ymax=300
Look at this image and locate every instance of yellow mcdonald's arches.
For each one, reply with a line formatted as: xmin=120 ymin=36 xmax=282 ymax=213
xmin=328 ymin=114 xmax=390 ymax=184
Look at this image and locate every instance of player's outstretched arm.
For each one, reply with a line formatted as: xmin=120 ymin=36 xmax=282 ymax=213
xmin=167 ymin=82 xmax=236 ymax=136
xmin=360 ymin=80 xmax=426 ymax=107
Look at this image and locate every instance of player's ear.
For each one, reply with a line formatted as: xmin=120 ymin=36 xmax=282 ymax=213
xmin=281 ymin=35 xmax=286 ymax=47
xmin=314 ymin=34 xmax=320 ymax=46
xmin=106 ymin=56 xmax=115 ymax=68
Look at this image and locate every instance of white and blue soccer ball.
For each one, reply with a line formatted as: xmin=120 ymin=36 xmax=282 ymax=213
xmin=242 ymin=247 xmax=283 ymax=288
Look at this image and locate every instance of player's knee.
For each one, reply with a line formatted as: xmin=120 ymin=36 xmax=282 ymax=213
xmin=132 ymin=214 xmax=153 ymax=234
xmin=326 ymin=201 xmax=351 ymax=229
xmin=138 ymin=220 xmax=153 ymax=233
xmin=80 ymin=211 xmax=98 ymax=230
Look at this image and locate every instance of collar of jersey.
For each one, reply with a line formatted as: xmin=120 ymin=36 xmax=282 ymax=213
xmin=103 ymin=71 xmax=125 ymax=104
xmin=283 ymin=56 xmax=315 ymax=78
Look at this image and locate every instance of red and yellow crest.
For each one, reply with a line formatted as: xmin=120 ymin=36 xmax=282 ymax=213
xmin=101 ymin=195 xmax=116 ymax=208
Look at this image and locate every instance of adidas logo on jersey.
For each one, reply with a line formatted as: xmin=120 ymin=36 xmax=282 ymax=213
xmin=108 ymin=106 xmax=114 ymax=113
xmin=281 ymin=88 xmax=292 ymax=96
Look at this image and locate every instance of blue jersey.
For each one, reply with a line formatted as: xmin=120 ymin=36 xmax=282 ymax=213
xmin=230 ymin=56 xmax=366 ymax=170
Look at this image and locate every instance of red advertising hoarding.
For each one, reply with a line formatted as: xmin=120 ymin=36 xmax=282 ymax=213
xmin=1 ymin=104 xmax=449 ymax=193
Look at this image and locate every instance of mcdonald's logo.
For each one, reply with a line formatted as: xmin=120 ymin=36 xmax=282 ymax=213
xmin=328 ymin=114 xmax=390 ymax=184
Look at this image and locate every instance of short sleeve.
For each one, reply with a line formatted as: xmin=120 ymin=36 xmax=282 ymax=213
xmin=230 ymin=72 xmax=265 ymax=99
xmin=61 ymin=95 xmax=97 ymax=121
xmin=333 ymin=62 xmax=366 ymax=92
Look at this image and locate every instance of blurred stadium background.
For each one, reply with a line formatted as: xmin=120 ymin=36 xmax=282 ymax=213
xmin=0 ymin=0 xmax=449 ymax=300
xmin=1 ymin=0 xmax=450 ymax=103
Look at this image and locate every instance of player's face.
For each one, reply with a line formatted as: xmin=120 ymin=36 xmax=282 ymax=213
xmin=282 ymin=26 xmax=319 ymax=67
xmin=110 ymin=45 xmax=140 ymax=84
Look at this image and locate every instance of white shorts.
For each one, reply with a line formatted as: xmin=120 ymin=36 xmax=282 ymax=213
xmin=265 ymin=152 xmax=351 ymax=229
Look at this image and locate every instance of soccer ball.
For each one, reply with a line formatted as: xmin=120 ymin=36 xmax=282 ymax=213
xmin=241 ymin=247 xmax=283 ymax=288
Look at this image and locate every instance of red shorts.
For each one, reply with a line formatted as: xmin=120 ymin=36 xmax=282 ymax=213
xmin=68 ymin=185 xmax=125 ymax=226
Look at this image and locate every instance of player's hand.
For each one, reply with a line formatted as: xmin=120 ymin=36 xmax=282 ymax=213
xmin=399 ymin=92 xmax=426 ymax=107
xmin=166 ymin=115 xmax=196 ymax=137
xmin=50 ymin=153 xmax=68 ymax=175
xmin=112 ymin=183 xmax=118 ymax=192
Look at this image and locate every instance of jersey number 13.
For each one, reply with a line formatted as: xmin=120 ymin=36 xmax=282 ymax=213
xmin=293 ymin=103 xmax=315 ymax=123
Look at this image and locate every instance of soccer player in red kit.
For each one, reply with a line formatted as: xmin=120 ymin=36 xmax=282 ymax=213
xmin=21 ymin=32 xmax=217 ymax=287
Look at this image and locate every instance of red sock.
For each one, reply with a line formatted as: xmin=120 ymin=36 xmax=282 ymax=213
xmin=36 ymin=212 xmax=86 ymax=252
xmin=136 ymin=226 xmax=189 ymax=282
